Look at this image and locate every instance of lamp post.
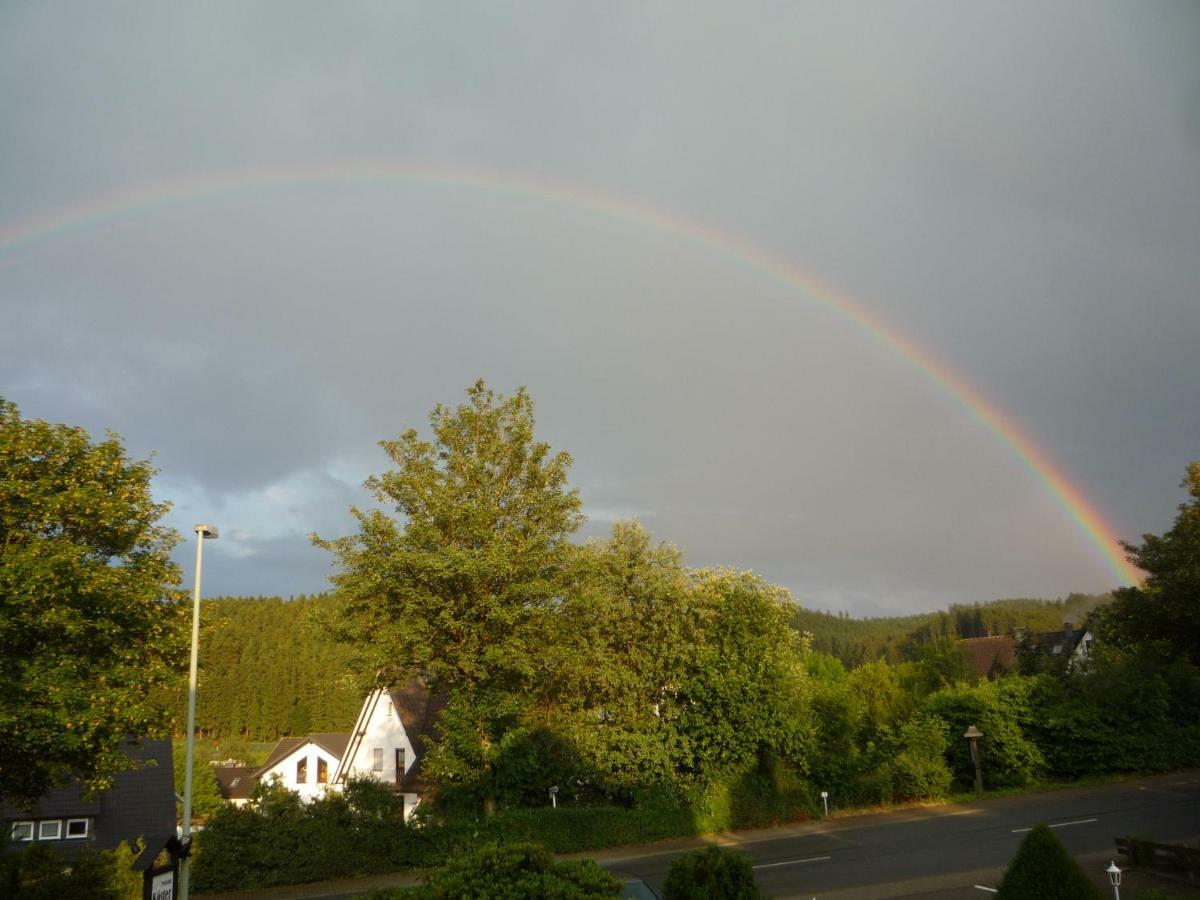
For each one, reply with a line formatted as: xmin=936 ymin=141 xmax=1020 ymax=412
xmin=180 ymin=524 xmax=217 ymax=900
xmin=964 ymin=725 xmax=984 ymax=796
xmin=1106 ymin=861 xmax=1121 ymax=900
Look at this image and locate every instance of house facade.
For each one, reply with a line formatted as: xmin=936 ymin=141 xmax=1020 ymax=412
xmin=334 ymin=677 xmax=445 ymax=820
xmin=240 ymin=676 xmax=444 ymax=819
xmin=254 ymin=733 xmax=350 ymax=803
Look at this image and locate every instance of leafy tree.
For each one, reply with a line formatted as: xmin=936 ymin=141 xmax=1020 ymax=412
xmin=172 ymin=741 xmax=224 ymax=819
xmin=1099 ymin=462 xmax=1200 ymax=665
xmin=0 ymin=400 xmax=188 ymax=807
xmin=662 ymin=844 xmax=762 ymax=900
xmin=675 ymin=569 xmax=812 ymax=779
xmin=995 ymin=824 xmax=1104 ymax=899
xmin=316 ymin=381 xmax=583 ymax=809
xmin=411 ymin=842 xmax=619 ymax=899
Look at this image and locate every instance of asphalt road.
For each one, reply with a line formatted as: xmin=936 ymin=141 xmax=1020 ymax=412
xmin=601 ymin=772 xmax=1200 ymax=899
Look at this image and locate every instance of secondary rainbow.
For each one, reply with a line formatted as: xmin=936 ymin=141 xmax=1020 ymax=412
xmin=0 ymin=160 xmax=1141 ymax=585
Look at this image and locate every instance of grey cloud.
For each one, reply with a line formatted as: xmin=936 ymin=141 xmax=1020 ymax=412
xmin=2 ymin=1 xmax=1197 ymax=614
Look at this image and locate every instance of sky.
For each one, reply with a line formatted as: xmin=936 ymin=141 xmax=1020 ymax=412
xmin=1 ymin=2 xmax=1197 ymax=616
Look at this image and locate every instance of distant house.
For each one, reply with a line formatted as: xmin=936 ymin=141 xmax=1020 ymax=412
xmin=957 ymin=620 xmax=1096 ymax=678
xmin=212 ymin=765 xmax=258 ymax=808
xmin=334 ymin=676 xmax=447 ymax=820
xmin=240 ymin=675 xmax=444 ymax=819
xmin=1019 ymin=620 xmax=1094 ymax=670
xmin=2 ymin=738 xmax=176 ymax=872
xmin=253 ymin=733 xmax=351 ymax=803
xmin=961 ymin=635 xmax=1018 ymax=679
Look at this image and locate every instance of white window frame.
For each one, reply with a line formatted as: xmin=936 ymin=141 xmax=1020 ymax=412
xmin=66 ymin=818 xmax=90 ymax=839
xmin=372 ymin=748 xmax=383 ymax=771
xmin=39 ymin=820 xmax=62 ymax=840
xmin=11 ymin=821 xmax=34 ymax=842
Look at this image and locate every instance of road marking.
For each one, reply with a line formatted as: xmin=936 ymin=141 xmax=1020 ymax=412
xmin=1012 ymin=817 xmax=1098 ymax=833
xmin=752 ymin=855 xmax=832 ymax=870
xmin=973 ymin=887 xmax=999 ymax=894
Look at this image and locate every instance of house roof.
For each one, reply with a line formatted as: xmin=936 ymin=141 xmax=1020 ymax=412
xmin=213 ymin=766 xmax=259 ymax=801
xmin=390 ymin=677 xmax=448 ymax=793
xmin=961 ymin=635 xmax=1017 ymax=679
xmin=256 ymin=733 xmax=351 ymax=777
xmin=1028 ymin=627 xmax=1089 ymax=657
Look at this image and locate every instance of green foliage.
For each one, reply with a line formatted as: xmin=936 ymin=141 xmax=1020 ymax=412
xmin=0 ymin=839 xmax=142 ymax=900
xmin=317 ymin=380 xmax=583 ymax=693
xmin=410 ymin=842 xmax=619 ymax=899
xmin=1099 ymin=462 xmax=1200 ymax=666
xmin=0 ymin=399 xmax=189 ymax=806
xmin=996 ymin=824 xmax=1104 ymax=899
xmin=922 ymin=677 xmax=1045 ymax=788
xmin=172 ymin=741 xmax=224 ymax=819
xmin=879 ymin=716 xmax=953 ymax=802
xmin=662 ymin=845 xmax=762 ymax=900
xmin=179 ymin=594 xmax=363 ymax=741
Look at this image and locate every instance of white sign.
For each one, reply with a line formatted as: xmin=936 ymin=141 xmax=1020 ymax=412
xmin=820 ymin=791 xmax=828 ymax=798
xmin=150 ymin=870 xmax=174 ymax=900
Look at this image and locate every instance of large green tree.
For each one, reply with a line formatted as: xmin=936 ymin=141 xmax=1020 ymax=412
xmin=1100 ymin=462 xmax=1200 ymax=665
xmin=315 ymin=381 xmax=583 ymax=808
xmin=0 ymin=400 xmax=188 ymax=807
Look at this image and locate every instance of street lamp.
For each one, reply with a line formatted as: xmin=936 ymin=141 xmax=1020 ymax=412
xmin=964 ymin=725 xmax=984 ymax=796
xmin=1106 ymin=861 xmax=1122 ymax=900
xmin=180 ymin=524 xmax=217 ymax=900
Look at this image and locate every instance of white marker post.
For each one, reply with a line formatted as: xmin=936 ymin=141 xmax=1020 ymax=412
xmin=820 ymin=791 xmax=829 ymax=817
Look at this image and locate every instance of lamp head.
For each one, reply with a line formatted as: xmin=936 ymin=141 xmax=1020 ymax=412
xmin=194 ymin=524 xmax=219 ymax=539
xmin=964 ymin=725 xmax=983 ymax=740
xmin=1106 ymin=862 xmax=1121 ymax=885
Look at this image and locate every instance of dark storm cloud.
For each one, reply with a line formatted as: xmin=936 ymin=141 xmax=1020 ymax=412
xmin=2 ymin=1 xmax=1197 ymax=613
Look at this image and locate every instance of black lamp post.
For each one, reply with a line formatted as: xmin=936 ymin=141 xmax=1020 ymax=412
xmin=964 ymin=725 xmax=984 ymax=796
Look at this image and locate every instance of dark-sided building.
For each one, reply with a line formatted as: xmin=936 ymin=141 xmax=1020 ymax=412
xmin=2 ymin=739 xmax=176 ymax=871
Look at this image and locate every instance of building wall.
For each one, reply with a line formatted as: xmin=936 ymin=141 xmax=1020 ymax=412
xmin=260 ymin=744 xmax=343 ymax=803
xmin=343 ymin=688 xmax=420 ymax=818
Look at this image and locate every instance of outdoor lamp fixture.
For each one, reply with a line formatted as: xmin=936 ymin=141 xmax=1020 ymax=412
xmin=1106 ymin=861 xmax=1122 ymax=900
xmin=549 ymin=785 xmax=559 ymax=809
xmin=964 ymin=725 xmax=984 ymax=796
xmin=180 ymin=524 xmax=218 ymax=900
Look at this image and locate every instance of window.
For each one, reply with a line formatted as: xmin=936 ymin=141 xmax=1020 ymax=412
xmin=386 ymin=701 xmax=392 ymax=717
xmin=317 ymin=758 xmax=328 ymax=784
xmin=39 ymin=820 xmax=62 ymax=840
xmin=66 ymin=819 xmax=89 ymax=839
xmin=396 ymin=748 xmax=406 ymax=775
xmin=11 ymin=822 xmax=34 ymax=842
xmin=296 ymin=757 xmax=308 ymax=784
xmin=372 ymin=748 xmax=383 ymax=771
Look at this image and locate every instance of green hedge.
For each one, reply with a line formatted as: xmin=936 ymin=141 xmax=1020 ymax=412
xmin=193 ymin=763 xmax=817 ymax=892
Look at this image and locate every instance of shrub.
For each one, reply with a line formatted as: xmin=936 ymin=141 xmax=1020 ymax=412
xmin=0 ymin=840 xmax=142 ymax=899
xmin=996 ymin=824 xmax=1104 ymax=899
xmin=661 ymin=845 xmax=762 ymax=900
xmin=410 ymin=842 xmax=619 ymax=899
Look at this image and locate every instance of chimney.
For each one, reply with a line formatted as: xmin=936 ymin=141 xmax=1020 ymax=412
xmin=1013 ymin=626 xmax=1026 ymax=642
xmin=1063 ymin=619 xmax=1074 ymax=638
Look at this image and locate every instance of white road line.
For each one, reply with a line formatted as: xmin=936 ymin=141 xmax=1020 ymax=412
xmin=973 ymin=887 xmax=999 ymax=894
xmin=1012 ymin=817 xmax=1098 ymax=833
xmin=752 ymin=855 xmax=832 ymax=870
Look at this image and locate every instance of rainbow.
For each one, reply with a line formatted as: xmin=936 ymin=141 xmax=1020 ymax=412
xmin=0 ymin=160 xmax=1141 ymax=585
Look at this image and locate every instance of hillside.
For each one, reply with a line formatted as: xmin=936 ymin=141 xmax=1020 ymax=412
xmin=792 ymin=592 xmax=1111 ymax=668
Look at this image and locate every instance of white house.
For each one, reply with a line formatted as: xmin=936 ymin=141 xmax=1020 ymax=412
xmin=255 ymin=733 xmax=351 ymax=803
xmin=333 ymin=677 xmax=445 ymax=820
